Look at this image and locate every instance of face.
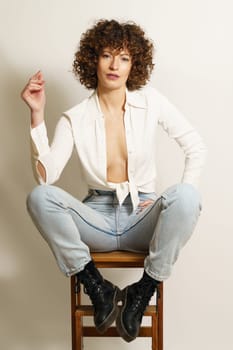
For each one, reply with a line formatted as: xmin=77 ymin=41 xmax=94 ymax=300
xmin=97 ymin=47 xmax=132 ymax=91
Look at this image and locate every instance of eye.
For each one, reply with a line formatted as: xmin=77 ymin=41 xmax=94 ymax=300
xmin=102 ymin=53 xmax=111 ymax=59
xmin=121 ymin=55 xmax=131 ymax=62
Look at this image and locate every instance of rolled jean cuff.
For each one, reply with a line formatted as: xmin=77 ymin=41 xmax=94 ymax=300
xmin=144 ymin=267 xmax=168 ymax=282
xmin=64 ymin=258 xmax=92 ymax=277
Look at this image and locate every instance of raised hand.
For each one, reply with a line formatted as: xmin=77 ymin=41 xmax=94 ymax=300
xmin=21 ymin=71 xmax=46 ymax=127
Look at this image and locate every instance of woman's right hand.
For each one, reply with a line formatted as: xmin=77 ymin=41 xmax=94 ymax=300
xmin=21 ymin=71 xmax=46 ymax=127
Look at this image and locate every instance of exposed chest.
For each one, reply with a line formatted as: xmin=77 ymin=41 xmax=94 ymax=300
xmin=70 ymin=102 xmax=158 ymax=179
xmin=104 ymin=115 xmax=128 ymax=160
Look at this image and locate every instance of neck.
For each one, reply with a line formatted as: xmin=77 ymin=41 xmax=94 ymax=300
xmin=97 ymin=86 xmax=126 ymax=114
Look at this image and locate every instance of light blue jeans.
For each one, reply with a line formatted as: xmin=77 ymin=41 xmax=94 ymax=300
xmin=26 ymin=183 xmax=201 ymax=281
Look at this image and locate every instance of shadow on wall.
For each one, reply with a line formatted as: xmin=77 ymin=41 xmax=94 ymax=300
xmin=0 ymin=49 xmax=88 ymax=349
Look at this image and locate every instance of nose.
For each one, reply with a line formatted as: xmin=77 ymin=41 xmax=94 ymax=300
xmin=109 ymin=56 xmax=119 ymax=70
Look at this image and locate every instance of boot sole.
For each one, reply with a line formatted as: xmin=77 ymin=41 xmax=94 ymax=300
xmin=96 ymin=287 xmax=122 ymax=334
xmin=116 ymin=288 xmax=138 ymax=342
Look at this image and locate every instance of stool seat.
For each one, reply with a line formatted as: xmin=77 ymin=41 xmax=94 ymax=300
xmin=71 ymin=251 xmax=163 ymax=349
xmin=91 ymin=251 xmax=146 ymax=266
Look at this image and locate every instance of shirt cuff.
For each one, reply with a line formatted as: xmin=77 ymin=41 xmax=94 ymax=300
xmin=30 ymin=121 xmax=50 ymax=156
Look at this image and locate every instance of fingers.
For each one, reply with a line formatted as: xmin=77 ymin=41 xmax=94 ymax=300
xmin=138 ymin=199 xmax=154 ymax=208
xmin=21 ymin=71 xmax=45 ymax=101
xmin=29 ymin=71 xmax=45 ymax=85
xmin=21 ymin=81 xmax=43 ymax=99
xmin=24 ymin=72 xmax=45 ymax=93
xmin=28 ymin=81 xmax=44 ymax=90
xmin=31 ymin=70 xmax=43 ymax=80
xmin=27 ymin=84 xmax=43 ymax=93
xmin=136 ymin=199 xmax=154 ymax=215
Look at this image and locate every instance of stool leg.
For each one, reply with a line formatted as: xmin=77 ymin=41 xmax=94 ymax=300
xmin=71 ymin=276 xmax=84 ymax=350
xmin=151 ymin=311 xmax=158 ymax=350
xmin=76 ymin=279 xmax=84 ymax=350
xmin=76 ymin=314 xmax=83 ymax=350
xmin=157 ymin=283 xmax=163 ymax=350
xmin=71 ymin=276 xmax=76 ymax=350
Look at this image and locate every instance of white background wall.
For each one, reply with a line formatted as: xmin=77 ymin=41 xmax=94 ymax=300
xmin=0 ymin=0 xmax=232 ymax=349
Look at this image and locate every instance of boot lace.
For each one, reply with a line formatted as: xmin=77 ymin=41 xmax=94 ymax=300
xmin=84 ymin=279 xmax=106 ymax=305
xmin=128 ymin=280 xmax=156 ymax=316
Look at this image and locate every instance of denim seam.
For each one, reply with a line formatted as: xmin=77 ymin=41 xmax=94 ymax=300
xmin=46 ymin=189 xmax=116 ymax=236
xmin=119 ymin=196 xmax=162 ymax=236
xmin=27 ymin=205 xmax=72 ymax=275
xmin=116 ymin=205 xmax=121 ymax=248
xmin=68 ymin=207 xmax=117 ymax=236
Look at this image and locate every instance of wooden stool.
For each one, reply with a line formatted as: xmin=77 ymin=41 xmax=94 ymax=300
xmin=70 ymin=251 xmax=163 ymax=350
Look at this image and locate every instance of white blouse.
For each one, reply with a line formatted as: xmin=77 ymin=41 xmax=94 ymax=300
xmin=30 ymin=87 xmax=207 ymax=210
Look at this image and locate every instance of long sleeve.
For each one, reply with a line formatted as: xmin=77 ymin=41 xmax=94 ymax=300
xmin=30 ymin=116 xmax=74 ymax=184
xmin=158 ymin=94 xmax=207 ymax=187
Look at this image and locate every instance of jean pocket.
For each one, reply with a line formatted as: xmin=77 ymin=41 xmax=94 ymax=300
xmin=82 ymin=192 xmax=94 ymax=203
xmin=138 ymin=192 xmax=158 ymax=202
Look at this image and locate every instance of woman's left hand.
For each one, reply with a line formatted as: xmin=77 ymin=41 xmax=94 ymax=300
xmin=138 ymin=199 xmax=154 ymax=209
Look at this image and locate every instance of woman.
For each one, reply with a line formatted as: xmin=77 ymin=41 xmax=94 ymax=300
xmin=21 ymin=19 xmax=206 ymax=342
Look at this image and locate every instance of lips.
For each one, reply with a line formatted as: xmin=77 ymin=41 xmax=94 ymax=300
xmin=106 ymin=74 xmax=119 ymax=80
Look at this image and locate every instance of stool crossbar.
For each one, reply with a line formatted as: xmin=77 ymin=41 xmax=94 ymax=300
xmin=70 ymin=251 xmax=163 ymax=350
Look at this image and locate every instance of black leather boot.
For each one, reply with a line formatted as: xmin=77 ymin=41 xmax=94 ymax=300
xmin=116 ymin=271 xmax=159 ymax=342
xmin=77 ymin=260 xmax=121 ymax=333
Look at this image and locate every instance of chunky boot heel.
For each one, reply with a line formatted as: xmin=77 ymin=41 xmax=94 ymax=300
xmin=96 ymin=283 xmax=121 ymax=333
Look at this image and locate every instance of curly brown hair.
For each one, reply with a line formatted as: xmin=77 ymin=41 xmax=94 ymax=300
xmin=73 ymin=19 xmax=155 ymax=91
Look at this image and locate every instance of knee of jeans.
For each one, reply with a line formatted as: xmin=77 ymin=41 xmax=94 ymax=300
xmin=162 ymin=183 xmax=202 ymax=216
xmin=175 ymin=183 xmax=202 ymax=216
xmin=26 ymin=184 xmax=51 ymax=213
